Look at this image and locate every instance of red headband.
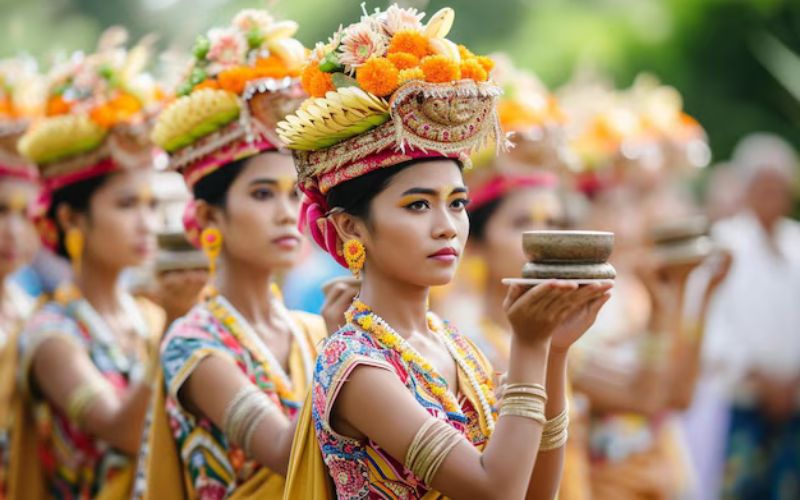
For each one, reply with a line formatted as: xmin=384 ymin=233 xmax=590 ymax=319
xmin=468 ymin=172 xmax=558 ymax=212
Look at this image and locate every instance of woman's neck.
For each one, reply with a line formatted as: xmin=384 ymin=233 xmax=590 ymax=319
xmin=216 ymin=256 xmax=276 ymax=325
xmin=357 ymin=268 xmax=429 ymax=338
xmin=74 ymin=257 xmax=123 ymax=315
xmin=484 ymin=276 xmax=511 ymax=332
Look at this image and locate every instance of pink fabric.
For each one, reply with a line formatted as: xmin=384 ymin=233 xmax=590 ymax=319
xmin=182 ymin=136 xmax=276 ymax=188
xmin=298 ymin=186 xmax=346 ymax=267
xmin=182 ymin=199 xmax=203 ymax=248
xmin=0 ymin=163 xmax=38 ymax=183
xmin=468 ymin=172 xmax=558 ymax=211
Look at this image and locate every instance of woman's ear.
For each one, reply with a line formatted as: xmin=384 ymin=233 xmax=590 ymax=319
xmin=329 ymin=212 xmax=366 ymax=243
xmin=55 ymin=203 xmax=86 ymax=234
xmin=194 ymin=199 xmax=221 ymax=230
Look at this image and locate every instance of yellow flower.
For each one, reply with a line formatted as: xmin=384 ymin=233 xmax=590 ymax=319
xmin=397 ymin=67 xmax=424 ymax=86
xmin=460 ymin=59 xmax=488 ymax=82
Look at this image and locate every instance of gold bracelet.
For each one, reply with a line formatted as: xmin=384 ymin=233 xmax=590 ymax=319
xmin=223 ymin=385 xmax=277 ymax=455
xmin=503 ymin=383 xmax=548 ymax=399
xmin=66 ymin=381 xmax=112 ymax=425
xmin=405 ymin=418 xmax=462 ymax=486
xmin=540 ymin=408 xmax=569 ymax=451
xmin=499 ymin=388 xmax=548 ymax=425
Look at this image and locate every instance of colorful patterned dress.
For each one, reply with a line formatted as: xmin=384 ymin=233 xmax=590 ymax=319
xmin=158 ymin=294 xmax=325 ymax=499
xmin=311 ymin=306 xmax=497 ymax=499
xmin=17 ymin=290 xmax=163 ymax=499
xmin=0 ymin=281 xmax=34 ymax=500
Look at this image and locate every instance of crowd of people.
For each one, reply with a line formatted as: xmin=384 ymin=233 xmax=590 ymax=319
xmin=0 ymin=4 xmax=797 ymax=499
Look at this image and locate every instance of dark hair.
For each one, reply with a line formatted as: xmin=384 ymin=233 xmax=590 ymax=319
xmin=467 ymin=197 xmax=504 ymax=243
xmin=326 ymin=158 xmax=462 ymax=222
xmin=191 ymin=158 xmax=248 ymax=207
xmin=47 ymin=174 xmax=111 ymax=258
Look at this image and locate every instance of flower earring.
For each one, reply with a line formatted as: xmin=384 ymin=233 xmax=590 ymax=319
xmin=201 ymin=227 xmax=222 ymax=298
xmin=65 ymin=228 xmax=84 ymax=278
xmin=343 ymin=239 xmax=365 ymax=279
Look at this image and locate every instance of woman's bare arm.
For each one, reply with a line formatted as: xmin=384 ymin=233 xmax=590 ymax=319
xmin=32 ymin=337 xmax=152 ymax=455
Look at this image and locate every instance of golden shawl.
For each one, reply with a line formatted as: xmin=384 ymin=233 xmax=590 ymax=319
xmin=283 ymin=336 xmax=496 ymax=500
xmin=136 ymin=310 xmax=325 ymax=500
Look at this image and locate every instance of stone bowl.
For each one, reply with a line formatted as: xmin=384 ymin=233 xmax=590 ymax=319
xmin=522 ymin=230 xmax=614 ymax=264
xmin=522 ymin=262 xmax=617 ymax=280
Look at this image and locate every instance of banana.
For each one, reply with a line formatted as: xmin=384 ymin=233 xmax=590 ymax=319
xmin=267 ymin=38 xmax=306 ymax=69
xmin=424 ymin=8 xmax=455 ymax=39
xmin=428 ymin=38 xmax=461 ymax=62
xmin=264 ymin=20 xmax=299 ymax=40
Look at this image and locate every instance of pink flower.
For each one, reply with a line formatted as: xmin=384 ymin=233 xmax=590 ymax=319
xmin=337 ymin=23 xmax=387 ymax=72
xmin=232 ymin=9 xmax=274 ymax=33
xmin=207 ymin=28 xmax=247 ymax=68
xmin=380 ymin=5 xmax=424 ymax=36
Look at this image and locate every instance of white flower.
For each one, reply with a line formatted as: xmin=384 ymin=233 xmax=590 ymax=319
xmin=233 ymin=9 xmax=274 ymax=33
xmin=207 ymin=27 xmax=248 ymax=68
xmin=381 ymin=5 xmax=424 ymax=36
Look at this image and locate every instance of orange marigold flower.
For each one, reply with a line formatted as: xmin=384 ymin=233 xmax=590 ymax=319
xmin=474 ymin=56 xmax=494 ymax=73
xmin=387 ymin=52 xmax=419 ymax=70
xmin=356 ymin=57 xmax=399 ymax=97
xmin=108 ymin=93 xmax=142 ymax=114
xmin=397 ymin=67 xmax=424 ymax=86
xmin=193 ymin=79 xmax=220 ymax=91
xmin=300 ymin=62 xmax=334 ymax=98
xmin=420 ymin=55 xmax=461 ymax=83
xmin=388 ymin=30 xmax=431 ymax=60
xmin=218 ymin=66 xmax=258 ymax=94
xmin=90 ymin=104 xmax=116 ymax=128
xmin=46 ymin=95 xmax=71 ymax=116
xmin=457 ymin=44 xmax=475 ymax=60
xmin=460 ymin=59 xmax=488 ymax=82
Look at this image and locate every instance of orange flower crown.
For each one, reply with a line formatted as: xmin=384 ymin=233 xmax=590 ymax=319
xmin=17 ymin=28 xmax=163 ymax=182
xmin=0 ymin=57 xmax=45 ymax=181
xmin=278 ymin=4 xmax=506 ymax=195
xmin=559 ymin=72 xmax=710 ymax=174
xmin=150 ymin=9 xmax=307 ymax=187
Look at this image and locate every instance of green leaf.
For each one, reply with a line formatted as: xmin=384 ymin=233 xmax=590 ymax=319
xmin=193 ymin=35 xmax=210 ymax=60
xmin=319 ymin=51 xmax=344 ymax=73
xmin=246 ymin=28 xmax=264 ymax=49
xmin=331 ymin=72 xmax=360 ymax=89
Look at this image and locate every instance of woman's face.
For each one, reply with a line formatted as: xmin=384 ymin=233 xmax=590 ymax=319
xmin=80 ymin=169 xmax=158 ymax=269
xmin=0 ymin=179 xmax=38 ymax=279
xmin=217 ymin=152 xmax=302 ymax=271
xmin=477 ymin=187 xmax=563 ymax=282
xmin=359 ymin=160 xmax=469 ymax=287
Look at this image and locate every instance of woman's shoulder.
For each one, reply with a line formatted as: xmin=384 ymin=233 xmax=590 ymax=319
xmin=316 ymin=324 xmax=393 ymax=375
xmin=22 ymin=300 xmax=80 ymax=339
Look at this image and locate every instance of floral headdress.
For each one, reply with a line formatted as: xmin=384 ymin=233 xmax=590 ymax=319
xmin=277 ymin=4 xmax=505 ymax=266
xmin=151 ymin=9 xmax=306 ymax=189
xmin=467 ymin=54 xmax=568 ymax=212
xmin=17 ymin=28 xmax=163 ymax=248
xmin=0 ymin=56 xmax=44 ymax=182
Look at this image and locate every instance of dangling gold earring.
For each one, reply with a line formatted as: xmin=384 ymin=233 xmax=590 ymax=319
xmin=201 ymin=227 xmax=222 ymax=298
xmin=65 ymin=228 xmax=84 ymax=278
xmin=343 ymin=239 xmax=365 ymax=279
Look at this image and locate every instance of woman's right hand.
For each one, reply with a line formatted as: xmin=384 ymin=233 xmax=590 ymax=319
xmin=503 ymin=281 xmax=594 ymax=346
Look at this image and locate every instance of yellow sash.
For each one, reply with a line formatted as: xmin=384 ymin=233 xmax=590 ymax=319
xmin=138 ymin=310 xmax=325 ymax=499
xmin=283 ymin=335 xmax=496 ymax=500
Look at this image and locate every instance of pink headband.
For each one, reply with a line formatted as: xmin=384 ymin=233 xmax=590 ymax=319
xmin=468 ymin=172 xmax=558 ymax=212
xmin=33 ymin=158 xmax=119 ymax=250
xmin=0 ymin=164 xmax=38 ymax=183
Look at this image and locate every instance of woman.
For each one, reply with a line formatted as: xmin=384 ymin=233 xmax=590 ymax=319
xmin=560 ymin=77 xmax=728 ymax=499
xmin=14 ymin=32 xmax=166 ymax=499
xmin=281 ymin=6 xmax=612 ymax=499
xmin=135 ymin=10 xmax=357 ymax=499
xmin=458 ymin=55 xmax=593 ymax=500
xmin=0 ymin=57 xmax=42 ymax=500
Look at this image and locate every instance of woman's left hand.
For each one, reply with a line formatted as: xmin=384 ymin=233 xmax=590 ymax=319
xmin=549 ymin=281 xmax=614 ymax=354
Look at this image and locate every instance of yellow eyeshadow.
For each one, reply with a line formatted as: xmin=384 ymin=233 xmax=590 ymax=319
xmin=277 ymin=177 xmax=296 ymax=194
xmin=396 ymin=195 xmax=430 ymax=207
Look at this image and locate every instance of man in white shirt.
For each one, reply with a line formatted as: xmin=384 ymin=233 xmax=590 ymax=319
xmin=703 ymin=133 xmax=800 ymax=499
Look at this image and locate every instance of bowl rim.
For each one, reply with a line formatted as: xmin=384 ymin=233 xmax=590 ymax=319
xmin=523 ymin=230 xmax=614 ymax=237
